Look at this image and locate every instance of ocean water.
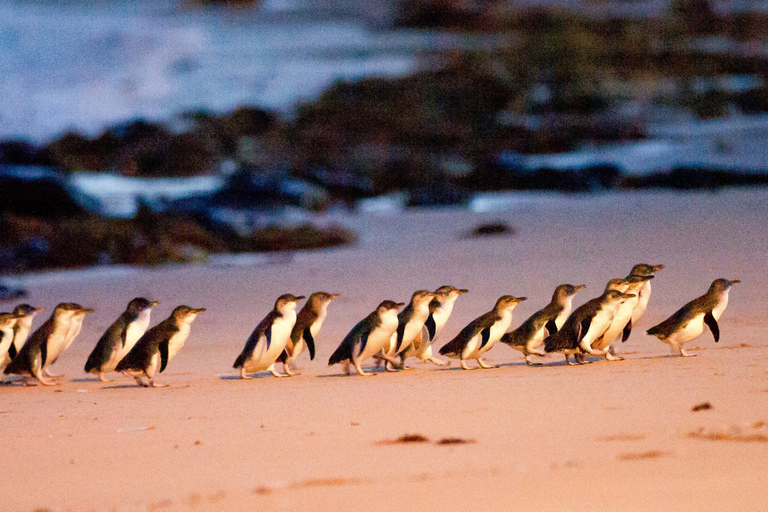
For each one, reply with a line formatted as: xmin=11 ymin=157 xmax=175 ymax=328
xmin=0 ymin=0 xmax=418 ymax=142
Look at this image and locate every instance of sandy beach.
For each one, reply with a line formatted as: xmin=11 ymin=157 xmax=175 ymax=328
xmin=2 ymin=189 xmax=767 ymax=512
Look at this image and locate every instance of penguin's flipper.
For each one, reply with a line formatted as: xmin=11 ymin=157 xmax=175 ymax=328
xmin=358 ymin=331 xmax=370 ymax=355
xmin=545 ymin=319 xmax=558 ymax=336
xmin=424 ymin=314 xmax=437 ymax=341
xmin=704 ymin=312 xmax=720 ymax=343
xmin=265 ymin=327 xmax=272 ymax=350
xmin=622 ymin=319 xmax=632 ymax=342
xmin=479 ymin=327 xmax=492 ymax=350
xmin=8 ymin=342 xmax=16 ymax=360
xmin=577 ymin=318 xmax=592 ymax=343
xmin=394 ymin=322 xmax=406 ymax=353
xmin=159 ymin=341 xmax=169 ymax=373
xmin=40 ymin=340 xmax=48 ymax=368
xmin=304 ymin=327 xmax=316 ymax=360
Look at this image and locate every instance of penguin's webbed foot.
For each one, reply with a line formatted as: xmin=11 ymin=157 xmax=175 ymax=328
xmin=604 ymin=352 xmax=624 ymax=361
xmin=384 ymin=360 xmax=399 ymax=372
xmin=460 ymin=360 xmax=475 ymax=370
xmin=282 ymin=364 xmax=299 ymax=376
xmin=98 ymin=372 xmax=112 ymax=382
xmin=427 ymin=356 xmax=450 ymax=366
xmin=680 ymin=349 xmax=697 ymax=357
xmin=149 ymin=380 xmax=169 ymax=388
xmin=135 ymin=377 xmax=150 ymax=387
xmin=477 ymin=358 xmax=497 ymax=369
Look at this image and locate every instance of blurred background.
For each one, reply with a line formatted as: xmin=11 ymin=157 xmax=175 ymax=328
xmin=2 ymin=0 xmax=768 ymax=278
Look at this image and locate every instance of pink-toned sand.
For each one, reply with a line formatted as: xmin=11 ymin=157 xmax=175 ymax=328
xmin=1 ymin=189 xmax=767 ymax=512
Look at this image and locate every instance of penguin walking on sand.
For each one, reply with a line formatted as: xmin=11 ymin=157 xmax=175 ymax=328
xmin=278 ymin=292 xmax=339 ymax=376
xmin=4 ymin=303 xmax=79 ymax=385
xmin=501 ymin=284 xmax=586 ymax=365
xmin=544 ymin=288 xmax=635 ymax=365
xmin=647 ymin=278 xmax=739 ymax=357
xmin=328 ymin=300 xmax=404 ymax=376
xmin=629 ymin=263 xmax=664 ymax=328
xmin=233 ymin=294 xmax=305 ymax=379
xmin=0 ymin=312 xmax=22 ymax=374
xmin=592 ymin=274 xmax=654 ymax=360
xmin=43 ymin=303 xmax=94 ymax=379
xmin=84 ymin=298 xmax=160 ymax=382
xmin=8 ymin=304 xmax=45 ymax=361
xmin=400 ymin=286 xmax=468 ymax=367
xmin=116 ymin=305 xmax=205 ymax=387
xmin=439 ymin=295 xmax=527 ymax=370
xmin=380 ymin=289 xmax=436 ymax=371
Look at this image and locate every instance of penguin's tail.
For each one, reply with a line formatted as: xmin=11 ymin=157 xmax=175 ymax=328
xmin=646 ymin=325 xmax=660 ymax=336
xmin=438 ymin=337 xmax=462 ymax=357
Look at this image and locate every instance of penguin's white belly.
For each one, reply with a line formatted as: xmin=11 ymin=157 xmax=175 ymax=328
xmin=665 ymin=314 xmax=706 ymax=345
xmin=527 ymin=327 xmax=548 ymax=351
xmin=167 ymin=324 xmax=191 ymax=363
xmin=44 ymin=330 xmax=70 ymax=367
xmin=0 ymin=327 xmax=15 ymax=368
xmin=464 ymin=318 xmax=511 ymax=358
xmin=712 ymin=292 xmax=729 ymax=320
xmin=245 ymin=318 xmax=294 ymax=371
xmin=13 ymin=323 xmax=32 ymax=351
xmin=359 ymin=323 xmax=398 ymax=361
xmin=63 ymin=320 xmax=84 ymax=351
xmin=106 ymin=315 xmax=153 ymax=372
xmin=632 ymin=282 xmax=652 ymax=324
xmin=146 ymin=352 xmax=160 ymax=377
xmin=598 ymin=298 xmax=639 ymax=348
xmin=582 ymin=309 xmax=616 ymax=346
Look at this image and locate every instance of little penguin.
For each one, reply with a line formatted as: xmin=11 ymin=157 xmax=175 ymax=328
xmin=501 ymin=284 xmax=586 ymax=365
xmin=43 ymin=303 xmax=95 ymax=379
xmin=9 ymin=304 xmax=45 ymax=360
xmin=233 ymin=294 xmax=305 ymax=379
xmin=647 ymin=278 xmax=739 ymax=357
xmin=328 ymin=300 xmax=404 ymax=376
xmin=439 ymin=295 xmax=527 ymax=370
xmin=116 ymin=305 xmax=205 ymax=387
xmin=544 ymin=289 xmax=635 ymax=365
xmin=84 ymin=298 xmax=160 ymax=382
xmin=629 ymin=263 xmax=664 ymax=327
xmin=0 ymin=312 xmax=22 ymax=373
xmin=592 ymin=274 xmax=654 ymax=360
xmin=279 ymin=292 xmax=339 ymax=376
xmin=380 ymin=289 xmax=436 ymax=371
xmin=400 ymin=286 xmax=469 ymax=367
xmin=4 ymin=303 xmax=79 ymax=386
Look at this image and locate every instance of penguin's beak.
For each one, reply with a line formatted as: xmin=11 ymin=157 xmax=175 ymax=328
xmin=81 ymin=308 xmax=95 ymax=314
xmin=293 ymin=296 xmax=306 ymax=302
xmin=395 ymin=302 xmax=406 ymax=308
xmin=458 ymin=289 xmax=469 ymax=294
xmin=653 ymin=264 xmax=665 ymax=272
xmin=515 ymin=296 xmax=528 ymax=302
xmin=575 ymin=284 xmax=587 ymax=291
xmin=729 ymin=279 xmax=741 ymax=285
xmin=330 ymin=294 xmax=341 ymax=300
xmin=193 ymin=308 xmax=207 ymax=313
xmin=150 ymin=301 xmax=161 ymax=307
xmin=35 ymin=307 xmax=45 ymax=312
xmin=623 ymin=293 xmax=637 ymax=299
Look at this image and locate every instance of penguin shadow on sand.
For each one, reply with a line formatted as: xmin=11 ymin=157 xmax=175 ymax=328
xmin=220 ymin=372 xmax=275 ymax=381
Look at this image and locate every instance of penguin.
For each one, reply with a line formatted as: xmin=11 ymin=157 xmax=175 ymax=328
xmin=400 ymin=286 xmax=469 ymax=367
xmin=84 ymin=298 xmax=161 ymax=382
xmin=233 ymin=294 xmax=305 ymax=379
xmin=279 ymin=292 xmax=339 ymax=376
xmin=0 ymin=312 xmax=22 ymax=374
xmin=592 ymin=274 xmax=654 ymax=360
xmin=116 ymin=305 xmax=205 ymax=387
xmin=629 ymin=263 xmax=664 ymax=327
xmin=380 ymin=289 xmax=436 ymax=371
xmin=501 ymin=284 xmax=586 ymax=365
xmin=4 ymin=303 xmax=79 ymax=386
xmin=544 ymin=289 xmax=635 ymax=365
xmin=439 ymin=295 xmax=527 ymax=369
xmin=647 ymin=278 xmax=739 ymax=357
xmin=43 ymin=303 xmax=94 ymax=378
xmin=9 ymin=304 xmax=45 ymax=360
xmin=328 ymin=300 xmax=404 ymax=376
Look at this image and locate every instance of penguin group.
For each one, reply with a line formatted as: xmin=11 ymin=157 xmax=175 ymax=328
xmin=0 ymin=263 xmax=740 ymax=386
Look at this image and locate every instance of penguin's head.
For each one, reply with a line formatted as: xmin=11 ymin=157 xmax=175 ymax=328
xmin=127 ymin=298 xmax=160 ymax=315
xmin=554 ymin=284 xmax=586 ymax=301
xmin=604 ymin=278 xmax=629 ymax=292
xmin=377 ymin=300 xmax=404 ymax=317
xmin=630 ymin=263 xmax=665 ymax=276
xmin=433 ymin=286 xmax=469 ymax=303
xmin=172 ymin=306 xmax=206 ymax=324
xmin=604 ymin=290 xmax=635 ymax=304
xmin=411 ymin=290 xmax=436 ymax=306
xmin=69 ymin=304 xmax=95 ymax=318
xmin=53 ymin=303 xmax=80 ymax=320
xmin=275 ymin=294 xmax=305 ymax=312
xmin=308 ymin=292 xmax=340 ymax=307
xmin=12 ymin=304 xmax=44 ymax=318
xmin=710 ymin=278 xmax=740 ymax=293
xmin=495 ymin=295 xmax=527 ymax=311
